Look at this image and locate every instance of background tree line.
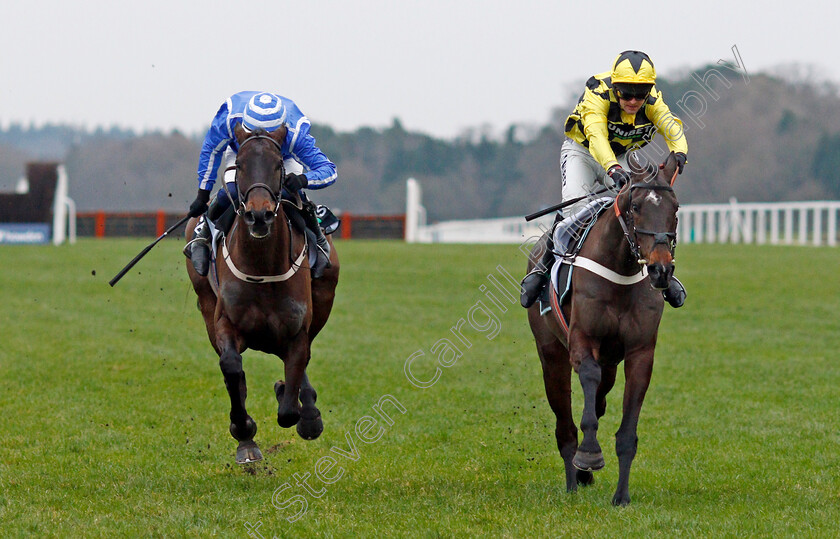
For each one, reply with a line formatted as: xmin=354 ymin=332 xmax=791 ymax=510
xmin=1 ymin=65 xmax=839 ymax=222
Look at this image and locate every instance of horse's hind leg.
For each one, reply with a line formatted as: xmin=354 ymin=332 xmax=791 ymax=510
xmin=597 ymin=365 xmax=617 ymax=419
xmin=295 ymin=372 xmax=323 ymax=440
xmin=216 ymin=319 xmax=262 ymax=464
xmin=538 ymin=340 xmax=594 ymax=491
xmin=186 ymin=218 xmax=219 ymax=351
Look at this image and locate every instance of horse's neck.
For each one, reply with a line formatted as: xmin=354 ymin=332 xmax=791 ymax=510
xmin=586 ymin=210 xmax=637 ymax=273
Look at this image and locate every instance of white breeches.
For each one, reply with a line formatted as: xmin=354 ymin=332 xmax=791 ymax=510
xmin=560 ymin=138 xmax=630 ymax=217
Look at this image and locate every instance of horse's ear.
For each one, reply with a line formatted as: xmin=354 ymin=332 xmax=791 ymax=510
xmin=628 ymin=151 xmax=656 ymax=183
xmin=661 ymin=152 xmax=679 ymax=181
xmin=233 ymin=122 xmax=249 ymax=144
xmin=270 ymin=125 xmax=288 ymax=144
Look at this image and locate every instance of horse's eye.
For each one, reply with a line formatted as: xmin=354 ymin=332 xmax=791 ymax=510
xmin=631 ymin=203 xmax=641 ymax=213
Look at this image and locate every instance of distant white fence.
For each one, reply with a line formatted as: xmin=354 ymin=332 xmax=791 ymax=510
xmin=404 ymin=179 xmax=840 ymax=246
xmin=678 ymin=198 xmax=840 ymax=247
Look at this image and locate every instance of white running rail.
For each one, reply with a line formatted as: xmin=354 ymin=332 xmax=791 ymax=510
xmin=405 ymin=180 xmax=840 ymax=246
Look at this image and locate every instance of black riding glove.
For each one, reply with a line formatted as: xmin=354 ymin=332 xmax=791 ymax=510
xmin=188 ymin=189 xmax=211 ymax=217
xmin=607 ymin=165 xmax=631 ymax=189
xmin=285 ymin=173 xmax=308 ymax=192
xmin=675 ymin=152 xmax=687 ymax=174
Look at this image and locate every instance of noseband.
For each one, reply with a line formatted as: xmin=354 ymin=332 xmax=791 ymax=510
xmin=232 ymin=134 xmax=286 ymax=217
xmin=614 ymin=183 xmax=677 ymax=264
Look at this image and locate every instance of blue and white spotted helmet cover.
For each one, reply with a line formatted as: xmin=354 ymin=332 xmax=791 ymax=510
xmin=242 ymin=93 xmax=287 ymax=132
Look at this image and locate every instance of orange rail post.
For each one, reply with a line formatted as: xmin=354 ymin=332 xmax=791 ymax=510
xmin=95 ymin=210 xmax=106 ymax=238
xmin=341 ymin=212 xmax=352 ymax=239
xmin=156 ymin=210 xmax=166 ymax=237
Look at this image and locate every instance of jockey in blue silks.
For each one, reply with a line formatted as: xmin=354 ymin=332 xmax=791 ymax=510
xmin=185 ymin=91 xmax=337 ymax=278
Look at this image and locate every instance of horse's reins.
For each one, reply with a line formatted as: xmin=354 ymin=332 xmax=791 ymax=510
xmin=614 ymin=169 xmax=678 ymax=265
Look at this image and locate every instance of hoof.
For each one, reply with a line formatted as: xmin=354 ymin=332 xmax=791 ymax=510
xmin=236 ymin=440 xmax=263 ymax=464
xmin=573 ymin=450 xmax=605 ymax=472
xmin=612 ymin=492 xmax=631 ymax=507
xmin=277 ymin=409 xmax=300 ymax=429
xmin=576 ymin=469 xmax=594 ymax=486
xmin=296 ymin=412 xmax=324 ymax=440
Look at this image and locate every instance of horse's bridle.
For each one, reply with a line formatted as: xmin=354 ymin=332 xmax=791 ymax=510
xmin=614 ymin=183 xmax=678 ymax=264
xmin=221 ymin=133 xmax=308 ymax=282
xmin=230 ymin=134 xmax=286 ymax=217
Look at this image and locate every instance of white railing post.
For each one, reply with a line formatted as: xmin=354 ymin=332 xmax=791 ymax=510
xmin=756 ymin=208 xmax=766 ymax=244
xmin=770 ymin=208 xmax=779 ymax=244
xmin=785 ymin=208 xmax=794 ymax=244
xmin=743 ymin=207 xmax=754 ymax=244
xmin=706 ymin=209 xmax=715 ymax=243
xmin=798 ymin=207 xmax=808 ymax=245
xmin=813 ymin=206 xmax=823 ymax=246
xmin=52 ymin=165 xmax=68 ymax=245
xmin=405 ymin=178 xmax=424 ymax=243
xmin=66 ymin=197 xmax=77 ymax=245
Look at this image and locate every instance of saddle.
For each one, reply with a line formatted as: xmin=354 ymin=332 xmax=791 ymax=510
xmin=538 ymin=197 xmax=615 ymax=330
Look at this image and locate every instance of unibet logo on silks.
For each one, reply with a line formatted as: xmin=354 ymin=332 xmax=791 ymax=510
xmin=608 ymin=123 xmax=656 ymax=140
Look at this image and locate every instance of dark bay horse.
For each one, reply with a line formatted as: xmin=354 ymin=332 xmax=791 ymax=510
xmin=526 ymin=152 xmax=680 ymax=505
xmin=185 ymin=124 xmax=339 ymax=464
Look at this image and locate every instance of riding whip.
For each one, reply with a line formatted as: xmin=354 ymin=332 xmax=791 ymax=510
xmin=108 ymin=215 xmax=190 ymax=287
xmin=524 ymin=187 xmax=611 ymax=222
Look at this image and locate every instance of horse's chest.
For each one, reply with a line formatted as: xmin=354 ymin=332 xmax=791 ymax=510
xmin=220 ymin=289 xmax=308 ymax=336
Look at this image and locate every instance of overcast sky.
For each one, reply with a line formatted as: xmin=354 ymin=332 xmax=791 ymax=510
xmin=2 ymin=0 xmax=837 ymax=140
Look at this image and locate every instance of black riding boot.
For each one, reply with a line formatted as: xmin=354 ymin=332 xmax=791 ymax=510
xmin=520 ymin=238 xmax=556 ymax=308
xmin=303 ymin=201 xmax=331 ymax=279
xmin=184 ymin=215 xmax=211 ymax=277
xmin=663 ymin=276 xmax=686 ymax=308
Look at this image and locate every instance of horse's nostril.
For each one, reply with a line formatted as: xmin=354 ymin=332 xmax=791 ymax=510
xmin=263 ymin=210 xmax=275 ymax=223
xmin=243 ymin=211 xmax=256 ymax=225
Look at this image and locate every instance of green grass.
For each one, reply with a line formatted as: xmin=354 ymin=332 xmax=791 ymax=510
xmin=1 ymin=239 xmax=839 ymax=537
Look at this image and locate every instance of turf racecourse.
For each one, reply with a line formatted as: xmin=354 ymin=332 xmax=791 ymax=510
xmin=0 ymin=238 xmax=838 ymax=537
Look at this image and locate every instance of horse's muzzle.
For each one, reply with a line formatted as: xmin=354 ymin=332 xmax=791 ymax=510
xmin=243 ymin=208 xmax=275 ymax=239
xmin=646 ymin=262 xmax=673 ymax=290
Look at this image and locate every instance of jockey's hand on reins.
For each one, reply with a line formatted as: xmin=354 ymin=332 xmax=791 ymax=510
xmin=285 ymin=173 xmax=308 ymax=192
xmin=675 ymin=152 xmax=687 ymax=174
xmin=189 ymin=189 xmax=211 ymax=217
xmin=607 ymin=166 xmax=631 ymax=189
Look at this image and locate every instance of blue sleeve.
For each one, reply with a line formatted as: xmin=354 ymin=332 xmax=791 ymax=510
xmin=288 ymin=120 xmax=337 ymax=189
xmin=196 ymin=103 xmax=234 ymax=191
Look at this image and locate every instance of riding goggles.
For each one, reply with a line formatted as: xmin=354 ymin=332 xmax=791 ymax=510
xmin=613 ymin=83 xmax=652 ymax=101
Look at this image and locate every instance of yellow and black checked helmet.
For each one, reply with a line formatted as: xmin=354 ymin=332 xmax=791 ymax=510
xmin=611 ymin=50 xmax=657 ymax=84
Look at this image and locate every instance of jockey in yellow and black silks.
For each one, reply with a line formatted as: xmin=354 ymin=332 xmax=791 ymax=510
xmin=563 ymin=50 xmax=688 ymax=212
xmin=520 ymin=51 xmax=688 ymax=309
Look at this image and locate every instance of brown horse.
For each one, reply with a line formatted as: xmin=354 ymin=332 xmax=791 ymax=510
xmin=185 ymin=124 xmax=339 ymax=464
xmin=526 ymin=152 xmax=680 ymax=505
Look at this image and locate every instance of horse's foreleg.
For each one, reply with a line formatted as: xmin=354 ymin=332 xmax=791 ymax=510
xmin=277 ymin=330 xmax=310 ymax=429
xmin=573 ymin=353 xmax=605 ymax=472
xmin=612 ymin=350 xmax=654 ymax=506
xmin=216 ymin=318 xmax=261 ymax=464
